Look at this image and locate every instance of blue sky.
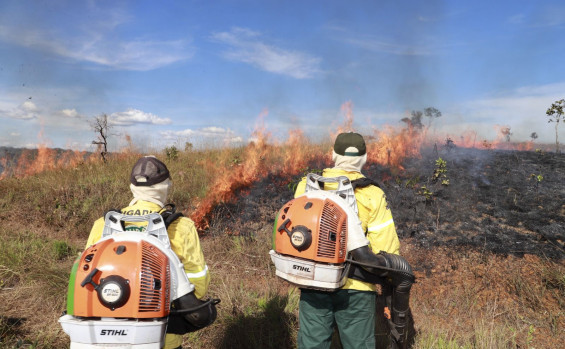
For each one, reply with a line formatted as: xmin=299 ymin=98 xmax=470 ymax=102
xmin=1 ymin=0 xmax=564 ymax=150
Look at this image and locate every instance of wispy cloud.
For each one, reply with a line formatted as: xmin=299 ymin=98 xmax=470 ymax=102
xmin=0 ymin=100 xmax=39 ymax=120
xmin=0 ymin=23 xmax=193 ymax=71
xmin=329 ymin=24 xmax=457 ymax=56
xmin=211 ymin=27 xmax=322 ymax=79
xmin=109 ymin=109 xmax=171 ymax=126
xmin=74 ymin=38 xmax=192 ymax=71
xmin=60 ymin=109 xmax=82 ymax=118
xmin=508 ymin=5 xmax=565 ymax=28
xmin=345 ymin=37 xmax=435 ymax=56
xmin=160 ymin=126 xmax=243 ymax=144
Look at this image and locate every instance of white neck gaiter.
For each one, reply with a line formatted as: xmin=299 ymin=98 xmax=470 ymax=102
xmin=129 ymin=178 xmax=171 ymax=207
xmin=332 ymin=150 xmax=367 ymax=173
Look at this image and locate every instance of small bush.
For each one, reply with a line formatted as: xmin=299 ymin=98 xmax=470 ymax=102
xmin=165 ymin=146 xmax=179 ymax=160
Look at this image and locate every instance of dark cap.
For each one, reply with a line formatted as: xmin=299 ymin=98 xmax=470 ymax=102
xmin=333 ymin=132 xmax=366 ymax=156
xmin=130 ymin=156 xmax=170 ymax=186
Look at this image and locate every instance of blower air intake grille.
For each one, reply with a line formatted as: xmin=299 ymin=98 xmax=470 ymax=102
xmin=339 ymin=221 xmax=347 ymax=258
xmin=317 ymin=201 xmax=346 ymax=259
xmin=139 ymin=241 xmax=170 ymax=312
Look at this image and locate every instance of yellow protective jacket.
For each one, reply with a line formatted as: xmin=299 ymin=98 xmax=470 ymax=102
xmin=85 ymin=200 xmax=210 ymax=299
xmin=294 ymin=168 xmax=400 ymax=292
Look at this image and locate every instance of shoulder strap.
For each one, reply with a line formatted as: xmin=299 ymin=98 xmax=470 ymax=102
xmin=160 ymin=203 xmax=184 ymax=228
xmin=351 ymin=177 xmax=381 ymax=190
xmin=103 ymin=208 xmax=125 ymax=229
xmin=104 ymin=205 xmax=183 ymax=229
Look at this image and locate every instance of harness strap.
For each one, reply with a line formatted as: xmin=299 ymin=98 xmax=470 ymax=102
xmin=350 ymin=176 xmax=381 ymax=190
xmin=160 ymin=203 xmax=184 ymax=228
xmin=105 ymin=203 xmax=184 ymax=229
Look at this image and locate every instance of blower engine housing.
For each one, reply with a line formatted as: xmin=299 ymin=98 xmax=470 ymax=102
xmin=68 ymin=237 xmax=171 ymax=318
xmin=59 ymin=213 xmax=195 ymax=348
xmin=270 ymin=189 xmax=355 ymax=290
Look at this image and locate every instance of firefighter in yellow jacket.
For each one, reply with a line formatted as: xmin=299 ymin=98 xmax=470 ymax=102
xmin=293 ymin=132 xmax=401 ymax=348
xmin=86 ymin=156 xmax=210 ymax=349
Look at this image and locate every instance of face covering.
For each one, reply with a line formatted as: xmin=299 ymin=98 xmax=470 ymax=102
xmin=332 ymin=150 xmax=367 ymax=173
xmin=129 ymin=178 xmax=171 ymax=207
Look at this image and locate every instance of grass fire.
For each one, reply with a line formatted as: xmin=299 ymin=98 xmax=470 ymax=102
xmin=0 ymin=117 xmax=563 ymax=349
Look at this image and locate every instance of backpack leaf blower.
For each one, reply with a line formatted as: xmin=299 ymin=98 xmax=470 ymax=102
xmin=59 ymin=212 xmax=218 ymax=348
xmin=270 ymin=174 xmax=415 ymax=348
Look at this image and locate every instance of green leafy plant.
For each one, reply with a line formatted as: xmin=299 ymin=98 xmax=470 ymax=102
xmin=530 ymin=173 xmax=543 ymax=183
xmin=529 ymin=173 xmax=544 ymax=193
xmin=404 ymin=176 xmax=420 ymax=188
xmin=432 ymin=158 xmax=450 ymax=186
xmin=418 ymin=185 xmax=434 ymax=201
xmin=165 ymin=146 xmax=179 ymax=161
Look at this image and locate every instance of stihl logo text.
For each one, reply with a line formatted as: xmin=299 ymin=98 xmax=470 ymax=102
xmin=100 ymin=329 xmax=128 ymax=336
xmin=293 ymin=265 xmax=311 ymax=272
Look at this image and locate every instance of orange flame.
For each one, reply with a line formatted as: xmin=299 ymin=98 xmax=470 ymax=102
xmin=190 ymin=110 xmax=272 ymax=230
xmin=280 ymin=128 xmax=319 ymax=174
xmin=0 ymin=128 xmax=96 ymax=179
xmin=1 ymin=102 xmax=544 ymax=230
xmin=0 ymin=145 xmax=95 ymax=180
xmin=367 ymin=125 xmax=422 ymax=169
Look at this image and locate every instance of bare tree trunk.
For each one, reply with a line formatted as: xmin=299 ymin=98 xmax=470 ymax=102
xmin=556 ymin=121 xmax=560 ymax=153
xmin=91 ymin=114 xmax=110 ymax=163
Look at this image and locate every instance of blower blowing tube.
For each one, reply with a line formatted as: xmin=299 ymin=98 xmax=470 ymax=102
xmin=349 ymin=247 xmax=415 ymax=348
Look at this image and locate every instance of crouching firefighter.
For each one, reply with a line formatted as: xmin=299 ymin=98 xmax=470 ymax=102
xmin=77 ymin=156 xmax=219 ymax=349
xmin=271 ymin=132 xmax=415 ymax=349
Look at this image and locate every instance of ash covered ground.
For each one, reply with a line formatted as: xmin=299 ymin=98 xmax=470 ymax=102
xmin=207 ymin=147 xmax=564 ymax=261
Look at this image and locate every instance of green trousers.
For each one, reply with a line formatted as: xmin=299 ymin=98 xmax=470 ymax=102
xmin=297 ymin=289 xmax=376 ymax=349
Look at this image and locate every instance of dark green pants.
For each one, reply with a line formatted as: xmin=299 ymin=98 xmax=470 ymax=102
xmin=297 ymin=289 xmax=376 ymax=349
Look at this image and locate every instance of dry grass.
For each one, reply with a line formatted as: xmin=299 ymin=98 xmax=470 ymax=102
xmin=196 ymin=233 xmax=300 ymax=349
xmin=407 ymin=243 xmax=564 ymax=349
xmin=0 ymin=143 xmax=563 ymax=349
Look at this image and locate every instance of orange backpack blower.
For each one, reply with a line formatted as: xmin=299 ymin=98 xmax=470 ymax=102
xmin=269 ymin=174 xmax=359 ymax=290
xmin=59 ymin=212 xmax=206 ymax=348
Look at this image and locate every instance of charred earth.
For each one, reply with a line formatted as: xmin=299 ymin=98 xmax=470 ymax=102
xmin=204 ymin=146 xmax=564 ymax=348
xmin=208 ymin=147 xmax=564 ymax=261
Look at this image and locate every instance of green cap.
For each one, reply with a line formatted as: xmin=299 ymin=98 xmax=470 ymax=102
xmin=333 ymin=132 xmax=366 ymax=156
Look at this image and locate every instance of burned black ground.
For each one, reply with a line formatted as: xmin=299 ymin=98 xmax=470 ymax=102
xmin=385 ymin=148 xmax=564 ymax=260
xmin=207 ymin=148 xmax=565 ymax=260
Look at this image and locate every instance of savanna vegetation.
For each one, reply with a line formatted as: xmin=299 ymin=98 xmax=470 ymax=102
xmin=0 ymin=130 xmax=564 ymax=349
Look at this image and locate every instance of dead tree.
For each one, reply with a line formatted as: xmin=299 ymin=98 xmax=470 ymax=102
xmin=91 ymin=114 xmax=111 ymax=163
